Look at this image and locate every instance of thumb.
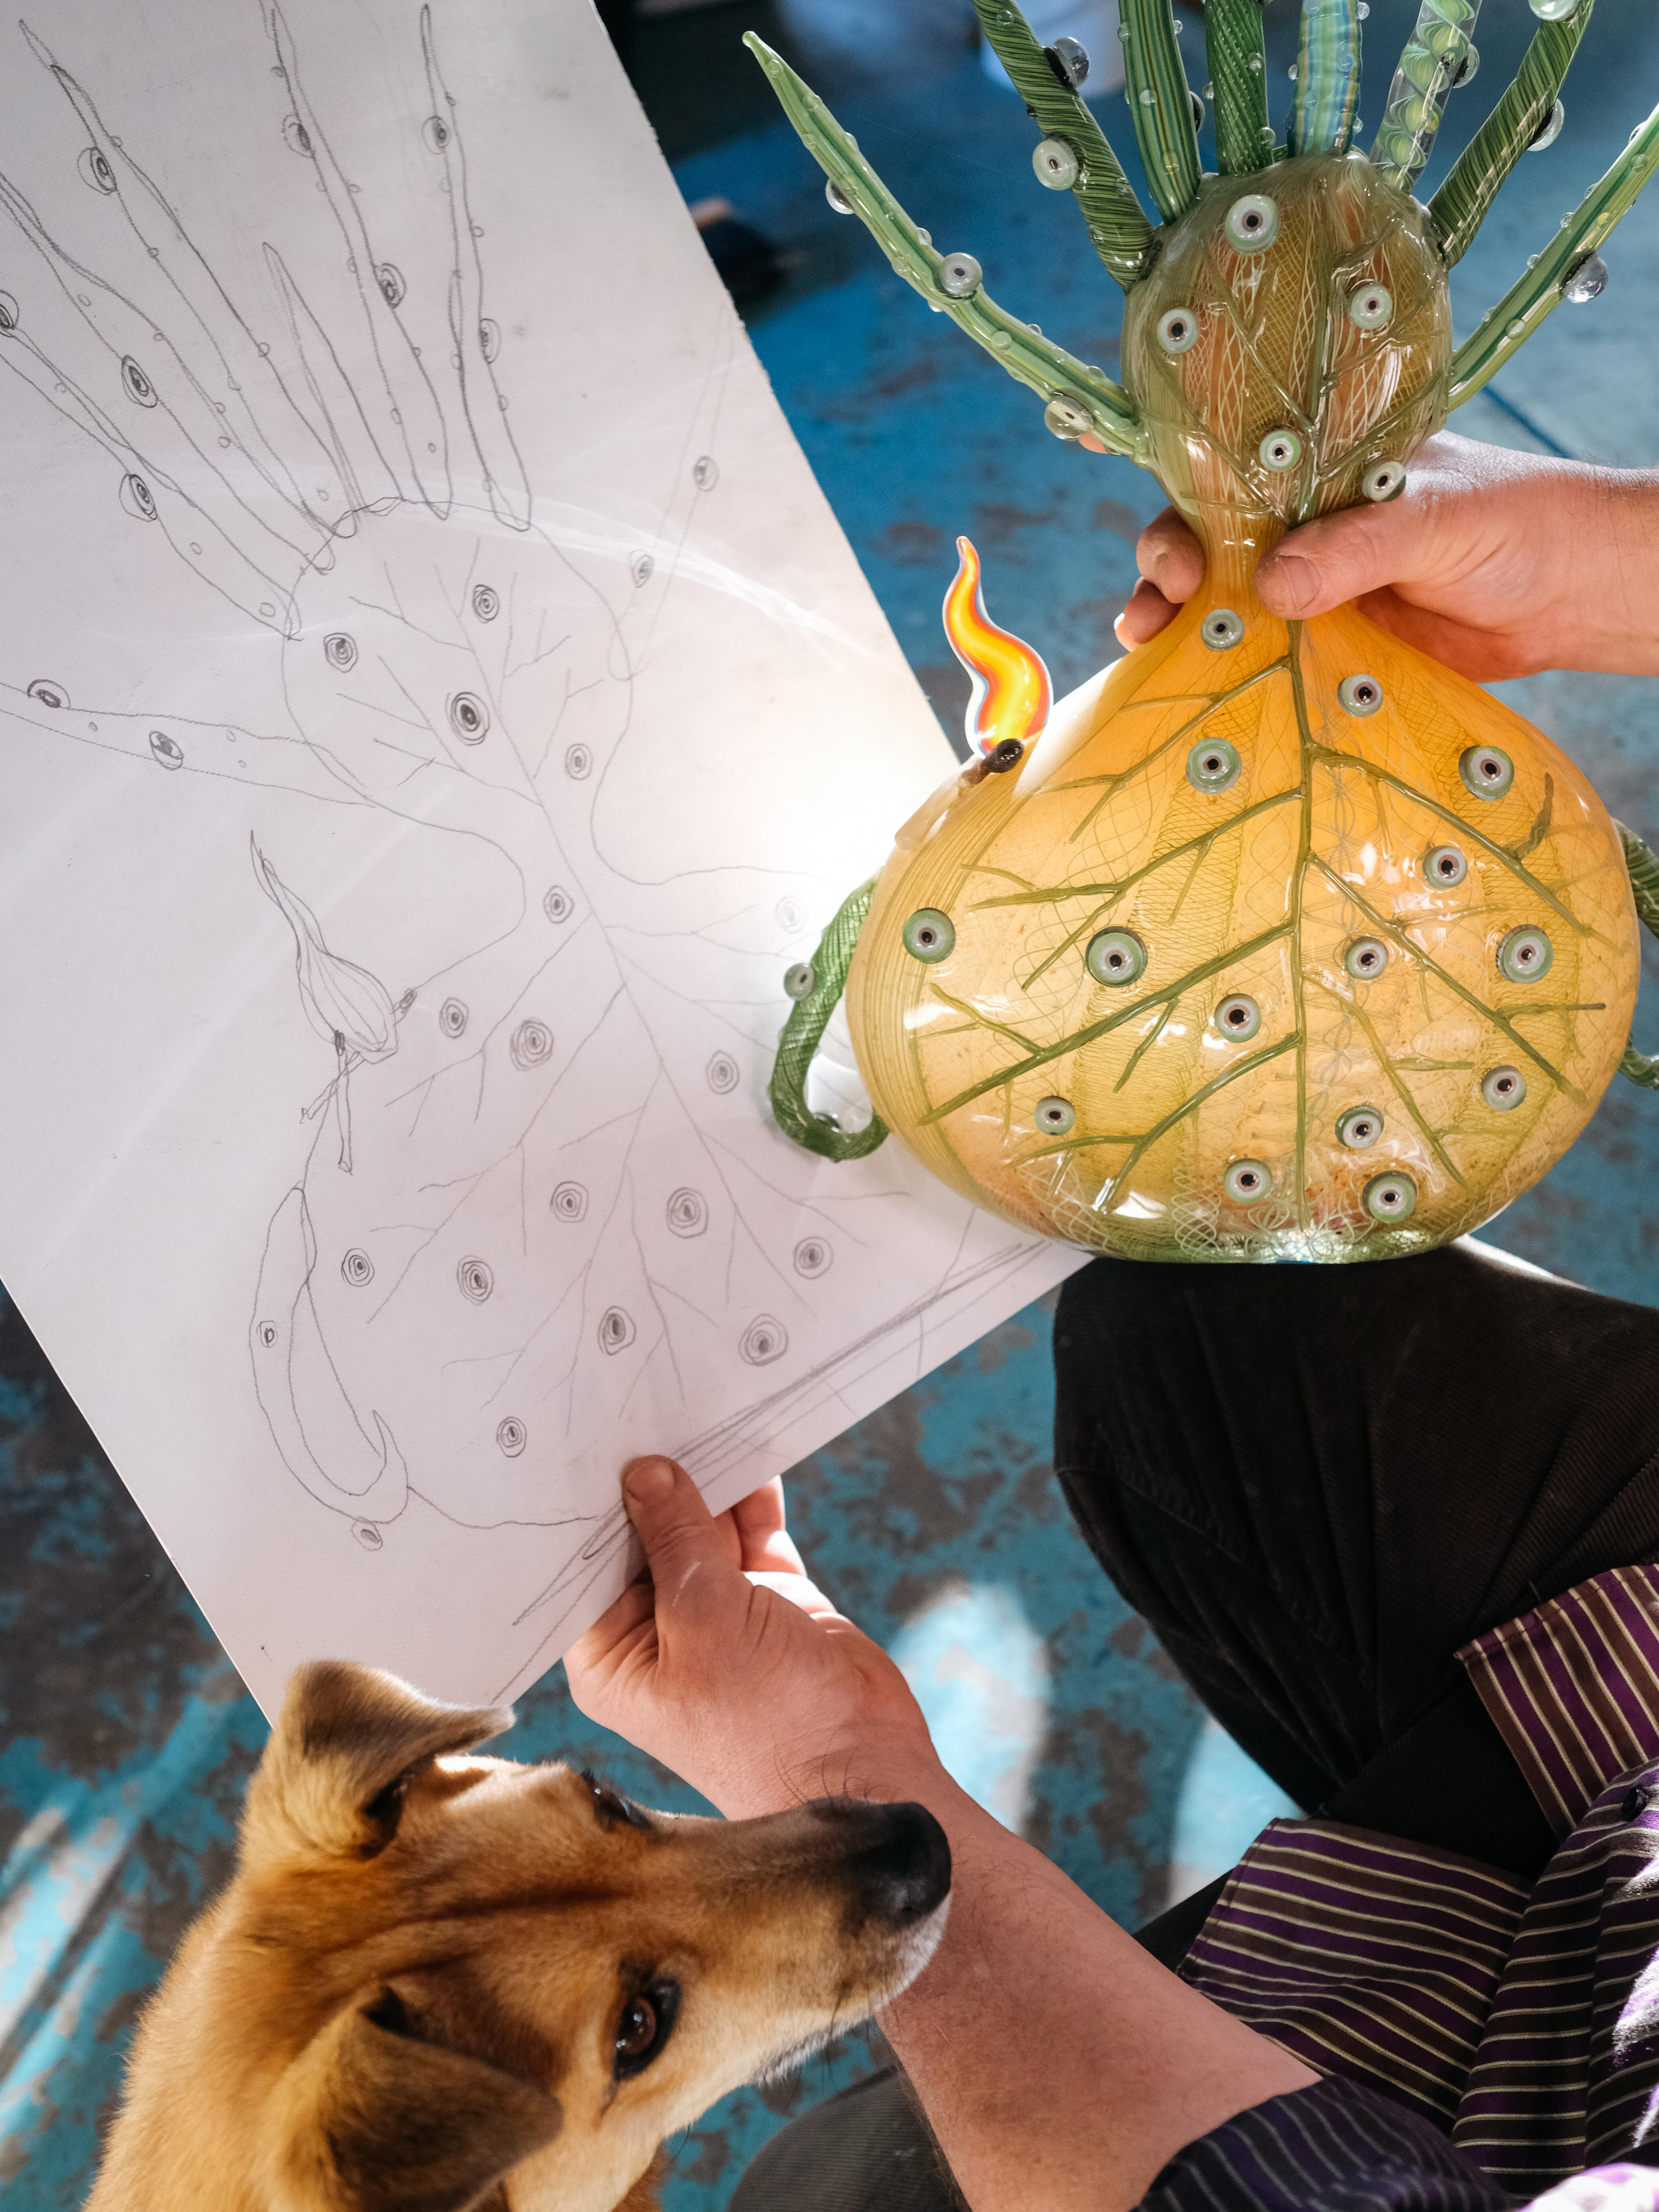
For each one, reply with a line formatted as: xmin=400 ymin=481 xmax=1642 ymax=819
xmin=1256 ymin=496 xmax=1423 ymax=619
xmin=620 ymin=1456 xmax=735 ymax=1620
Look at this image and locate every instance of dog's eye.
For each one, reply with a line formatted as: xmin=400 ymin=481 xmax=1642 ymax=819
xmin=613 ymin=1981 xmax=679 ymax=2080
xmin=581 ymin=1769 xmax=651 ymax=1832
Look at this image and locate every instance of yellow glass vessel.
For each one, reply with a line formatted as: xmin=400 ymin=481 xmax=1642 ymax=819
xmin=755 ymin=0 xmax=1659 ymax=1260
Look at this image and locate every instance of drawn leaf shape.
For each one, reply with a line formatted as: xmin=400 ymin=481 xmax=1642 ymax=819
xmin=252 ymin=837 xmax=400 ymax=1063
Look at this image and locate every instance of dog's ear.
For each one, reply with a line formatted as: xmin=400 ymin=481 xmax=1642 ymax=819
xmin=246 ymin=1661 xmax=513 ymax=1863
xmin=280 ymin=1996 xmax=562 ymax=2212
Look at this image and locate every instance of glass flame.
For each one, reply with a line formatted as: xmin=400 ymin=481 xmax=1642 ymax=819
xmin=942 ymin=535 xmax=1051 ymax=756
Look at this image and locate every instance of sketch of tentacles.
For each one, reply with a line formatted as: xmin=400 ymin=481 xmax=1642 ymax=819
xmin=0 ymin=3 xmax=920 ymax=1555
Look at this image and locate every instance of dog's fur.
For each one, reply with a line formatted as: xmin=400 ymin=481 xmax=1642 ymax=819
xmin=87 ymin=1661 xmax=950 ymax=2212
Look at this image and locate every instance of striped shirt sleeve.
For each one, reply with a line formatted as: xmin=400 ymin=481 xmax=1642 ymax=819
xmin=1135 ymin=2079 xmax=1519 ymax=2212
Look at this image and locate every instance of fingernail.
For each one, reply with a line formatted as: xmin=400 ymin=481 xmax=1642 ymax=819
xmin=1259 ymin=552 xmax=1318 ymax=614
xmin=625 ymin=1457 xmax=676 ymax=1502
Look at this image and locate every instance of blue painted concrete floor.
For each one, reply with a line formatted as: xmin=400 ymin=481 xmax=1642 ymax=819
xmin=5 ymin=1 xmax=1659 ymax=2203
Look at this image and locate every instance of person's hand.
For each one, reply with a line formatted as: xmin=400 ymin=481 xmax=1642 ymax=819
xmin=564 ymin=1457 xmax=939 ymax=1820
xmin=1094 ymin=430 xmax=1659 ymax=681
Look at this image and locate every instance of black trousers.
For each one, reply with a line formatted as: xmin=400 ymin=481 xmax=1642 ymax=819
xmin=729 ymin=1243 xmax=1659 ymax=2211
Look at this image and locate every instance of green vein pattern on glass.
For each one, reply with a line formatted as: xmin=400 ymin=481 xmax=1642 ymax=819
xmin=1618 ymin=822 xmax=1659 ymax=1091
xmin=1290 ymin=0 xmax=1362 ymax=157
xmin=767 ymin=879 xmax=889 ymax=1160
xmin=1370 ymin=0 xmax=1481 ymax=190
xmin=1430 ymin=6 xmax=1594 ymax=268
xmin=1449 ymin=95 xmax=1659 ymax=405
xmin=1120 ymin=0 xmax=1202 ymax=222
xmin=743 ymin=37 xmax=1145 ymax=458
xmin=968 ymin=0 xmax=1154 ymax=288
xmin=1203 ymin=0 xmax=1273 ymax=176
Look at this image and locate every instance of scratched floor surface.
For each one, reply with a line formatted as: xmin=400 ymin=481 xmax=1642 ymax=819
xmin=4 ymin=0 xmax=1659 ymax=2202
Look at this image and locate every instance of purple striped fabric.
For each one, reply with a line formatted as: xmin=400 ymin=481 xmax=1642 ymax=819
xmin=1458 ymin=1568 xmax=1659 ymax=1838
xmin=1182 ymin=1823 xmax=1527 ymax=2124
xmin=1155 ymin=1566 xmax=1659 ymax=2209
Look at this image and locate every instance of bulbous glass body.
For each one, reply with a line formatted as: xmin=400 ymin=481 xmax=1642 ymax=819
xmin=845 ymin=155 xmax=1640 ymax=1260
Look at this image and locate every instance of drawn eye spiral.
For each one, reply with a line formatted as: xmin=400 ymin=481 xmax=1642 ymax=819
xmin=478 ymin=318 xmax=500 ymax=362
xmin=740 ymin=1315 xmax=788 ymax=1366
xmin=496 ymin=1417 xmax=527 ymax=1458
xmin=793 ymin=1237 xmax=832 ymax=1277
xmin=340 ymin=1248 xmax=374 ymax=1286
xmin=257 ymin=1321 xmax=278 ymax=1349
xmin=565 ymin=743 xmax=593 ymax=780
xmin=550 ymin=1181 xmax=588 ymax=1221
xmin=471 ymin=583 xmax=500 ymax=621
xmin=510 ymin=1019 xmax=553 ymax=1069
xmin=78 ymin=146 xmax=117 ymax=194
xmin=422 ymin=114 xmax=450 ymax=152
xmin=542 ymin=885 xmax=574 ymax=924
xmin=120 ymin=355 xmax=158 ymax=407
xmin=120 ymin=472 xmax=158 ymax=521
xmin=282 ymin=114 xmax=313 ymax=156
xmin=439 ymin=997 xmax=469 ymax=1039
xmin=599 ymin=1306 xmax=637 ymax=1355
xmin=353 ymin=1521 xmax=383 ymax=1551
xmin=148 ymin=730 xmax=184 ymax=770
xmin=447 ymin=691 xmax=490 ymax=743
xmin=375 ymin=261 xmax=406 ymax=307
xmin=705 ymin=1051 xmax=739 ymax=1095
xmin=323 ymin=632 xmax=358 ymax=671
xmin=457 ymin=1256 xmax=494 ymax=1304
xmin=666 ymin=1188 xmax=707 ymax=1237
xmin=26 ymin=679 xmax=67 ymax=709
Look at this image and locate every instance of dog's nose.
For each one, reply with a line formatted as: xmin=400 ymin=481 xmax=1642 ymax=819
xmin=806 ymin=1798 xmax=952 ymax=1926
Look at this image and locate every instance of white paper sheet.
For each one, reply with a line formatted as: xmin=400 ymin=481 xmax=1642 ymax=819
xmin=0 ymin=0 xmax=1079 ymax=1713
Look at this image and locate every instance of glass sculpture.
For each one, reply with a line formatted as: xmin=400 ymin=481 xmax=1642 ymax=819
xmin=755 ymin=0 xmax=1659 ymax=1261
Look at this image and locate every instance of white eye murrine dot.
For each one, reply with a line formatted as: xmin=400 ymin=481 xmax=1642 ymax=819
xmin=937 ymin=252 xmax=982 ymax=299
xmin=1259 ymin=428 xmax=1302 ymax=472
xmin=1225 ymin=193 xmax=1279 ymax=251
xmin=1482 ymin=1065 xmax=1527 ymax=1110
xmin=1338 ymin=672 xmax=1383 ymax=716
xmin=1362 ymin=460 xmax=1406 ymax=503
xmin=1032 ymin=136 xmax=1080 ymax=190
xmin=1223 ymin=1158 xmax=1272 ymax=1203
xmin=1348 ymin=282 xmax=1393 ymax=330
xmin=1157 ymin=306 xmax=1200 ymax=354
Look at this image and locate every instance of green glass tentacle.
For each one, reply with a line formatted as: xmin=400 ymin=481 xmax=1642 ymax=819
xmin=1448 ymin=96 xmax=1659 ymax=405
xmin=1203 ymin=0 xmax=1273 ymax=176
xmin=1120 ymin=0 xmax=1202 ymax=223
xmin=969 ymin=0 xmax=1154 ymax=290
xmin=744 ymin=38 xmax=1146 ymax=458
xmin=1370 ymin=0 xmax=1481 ymax=192
xmin=1617 ymin=823 xmax=1659 ymax=1090
xmin=1289 ymin=0 xmax=1362 ymax=158
xmin=768 ymin=880 xmax=889 ymax=1160
xmin=1429 ymin=5 xmax=1594 ymax=267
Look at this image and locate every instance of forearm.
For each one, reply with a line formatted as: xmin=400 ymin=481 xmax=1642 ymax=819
xmin=746 ymin=1742 xmax=1316 ymax=2212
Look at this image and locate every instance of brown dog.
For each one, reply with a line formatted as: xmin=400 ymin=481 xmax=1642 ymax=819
xmin=87 ymin=1660 xmax=951 ymax=2212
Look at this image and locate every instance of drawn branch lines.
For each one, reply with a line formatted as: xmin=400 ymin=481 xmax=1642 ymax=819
xmin=0 ymin=3 xmax=1051 ymax=1562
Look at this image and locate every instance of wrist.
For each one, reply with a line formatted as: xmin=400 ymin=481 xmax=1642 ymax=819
xmin=713 ymin=1721 xmax=954 ymax=1823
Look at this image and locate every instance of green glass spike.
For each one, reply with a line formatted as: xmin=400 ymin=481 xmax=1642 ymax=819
xmin=1203 ymin=0 xmax=1274 ymax=176
xmin=1370 ymin=0 xmax=1481 ymax=191
xmin=969 ymin=0 xmax=1154 ymax=290
xmin=1449 ymin=95 xmax=1659 ymax=404
xmin=1290 ymin=0 xmax=1362 ymax=158
xmin=743 ymin=36 xmax=1146 ymax=459
xmin=1617 ymin=822 xmax=1659 ymax=1089
xmin=1430 ymin=4 xmax=1594 ymax=267
xmin=1120 ymin=0 xmax=1202 ymax=223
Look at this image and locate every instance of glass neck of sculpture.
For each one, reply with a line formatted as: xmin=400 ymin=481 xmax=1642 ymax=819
xmin=1189 ymin=501 xmax=1291 ymax=609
